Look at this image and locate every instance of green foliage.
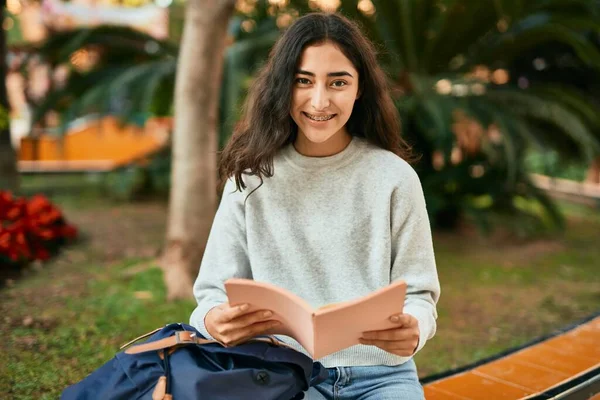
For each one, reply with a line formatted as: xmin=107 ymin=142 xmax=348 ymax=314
xmin=102 ymin=166 xmax=149 ymax=201
xmin=28 ymin=0 xmax=600 ymax=233
xmin=101 ymin=148 xmax=172 ymax=201
xmin=525 ymin=150 xmax=588 ymax=181
xmin=362 ymin=0 xmax=600 ymax=231
xmin=29 ymin=26 xmax=178 ymax=130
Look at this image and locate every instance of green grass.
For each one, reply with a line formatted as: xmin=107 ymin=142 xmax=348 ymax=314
xmin=2 ymin=260 xmax=195 ymax=400
xmin=414 ymin=201 xmax=600 ymax=374
xmin=1 ymin=200 xmax=599 ymax=399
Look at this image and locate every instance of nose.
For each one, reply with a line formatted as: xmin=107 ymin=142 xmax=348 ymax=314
xmin=311 ymin=85 xmax=330 ymax=111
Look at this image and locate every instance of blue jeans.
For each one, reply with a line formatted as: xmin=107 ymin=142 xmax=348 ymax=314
xmin=305 ymin=359 xmax=424 ymax=399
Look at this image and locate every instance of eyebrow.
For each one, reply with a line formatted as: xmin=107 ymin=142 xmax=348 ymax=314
xmin=296 ymin=69 xmax=354 ymax=78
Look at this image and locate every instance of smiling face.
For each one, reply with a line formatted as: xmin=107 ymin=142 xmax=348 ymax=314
xmin=290 ymin=41 xmax=360 ymax=156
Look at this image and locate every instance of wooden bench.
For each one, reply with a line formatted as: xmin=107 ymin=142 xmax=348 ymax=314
xmin=530 ymin=173 xmax=600 ymax=208
xmin=422 ymin=313 xmax=600 ymax=399
xmin=17 ymin=116 xmax=171 ymax=173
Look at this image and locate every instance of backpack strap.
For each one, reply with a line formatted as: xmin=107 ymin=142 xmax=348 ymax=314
xmin=124 ymin=331 xmax=214 ymax=354
xmin=119 ymin=327 xmax=164 ymax=350
xmin=124 ymin=331 xmax=296 ymax=355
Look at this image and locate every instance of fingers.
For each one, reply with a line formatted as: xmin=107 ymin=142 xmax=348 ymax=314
xmin=389 ymin=313 xmax=416 ymax=326
xmin=359 ymin=327 xmax=419 ymax=356
xmin=398 ymin=314 xmax=416 ymax=326
xmin=359 ymin=338 xmax=405 ymax=350
xmin=361 ymin=327 xmax=415 ymax=341
xmin=208 ymin=304 xmax=281 ymax=346
xmin=361 ymin=313 xmax=417 ymax=338
xmin=222 ymin=319 xmax=282 ymax=347
xmin=213 ymin=303 xmax=252 ymax=323
xmin=360 ymin=315 xmax=420 ymax=357
xmin=219 ymin=309 xmax=276 ymax=334
xmin=212 ymin=303 xmax=271 ymax=324
xmin=358 ymin=338 xmax=415 ymax=355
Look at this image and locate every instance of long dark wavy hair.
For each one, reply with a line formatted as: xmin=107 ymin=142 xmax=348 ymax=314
xmin=219 ymin=12 xmax=413 ymax=192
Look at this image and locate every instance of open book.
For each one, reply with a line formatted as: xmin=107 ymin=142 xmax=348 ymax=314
xmin=224 ymin=279 xmax=407 ymax=359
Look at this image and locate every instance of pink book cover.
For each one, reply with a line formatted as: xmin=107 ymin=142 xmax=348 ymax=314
xmin=224 ymin=279 xmax=407 ymax=359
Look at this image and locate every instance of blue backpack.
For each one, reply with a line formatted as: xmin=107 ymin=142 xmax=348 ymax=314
xmin=61 ymin=323 xmax=328 ymax=400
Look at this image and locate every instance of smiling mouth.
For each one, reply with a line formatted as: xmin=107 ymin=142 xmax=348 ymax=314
xmin=303 ymin=112 xmax=336 ymax=121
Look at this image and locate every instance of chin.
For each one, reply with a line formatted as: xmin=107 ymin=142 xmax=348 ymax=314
xmin=302 ymin=130 xmax=338 ymax=144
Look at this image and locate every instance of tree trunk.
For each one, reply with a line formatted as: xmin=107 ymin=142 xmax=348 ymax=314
xmin=586 ymin=156 xmax=599 ymax=185
xmin=162 ymin=0 xmax=236 ymax=300
xmin=0 ymin=2 xmax=19 ymax=193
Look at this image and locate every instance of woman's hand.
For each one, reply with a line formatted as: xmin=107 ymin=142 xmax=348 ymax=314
xmin=359 ymin=314 xmax=420 ymax=357
xmin=205 ymin=303 xmax=281 ymax=346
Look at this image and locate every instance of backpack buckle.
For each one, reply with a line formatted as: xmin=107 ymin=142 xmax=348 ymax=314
xmin=175 ymin=331 xmax=195 ymax=344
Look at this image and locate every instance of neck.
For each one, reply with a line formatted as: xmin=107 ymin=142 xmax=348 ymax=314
xmin=294 ymin=129 xmax=352 ymax=157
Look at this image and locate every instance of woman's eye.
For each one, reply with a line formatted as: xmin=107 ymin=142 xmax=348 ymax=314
xmin=296 ymin=78 xmax=310 ymax=85
xmin=332 ymin=80 xmax=347 ymax=87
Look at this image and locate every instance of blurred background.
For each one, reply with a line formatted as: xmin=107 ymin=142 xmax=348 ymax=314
xmin=0 ymin=0 xmax=599 ymax=398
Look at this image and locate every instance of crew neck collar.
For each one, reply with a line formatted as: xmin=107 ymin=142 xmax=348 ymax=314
xmin=282 ymin=136 xmax=361 ymax=170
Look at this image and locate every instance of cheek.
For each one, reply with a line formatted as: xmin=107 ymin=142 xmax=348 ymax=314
xmin=291 ymin=91 xmax=304 ymax=112
xmin=336 ymin=94 xmax=358 ymax=115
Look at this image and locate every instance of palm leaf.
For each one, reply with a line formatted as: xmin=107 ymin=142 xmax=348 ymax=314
xmin=421 ymin=1 xmax=499 ymax=73
xmin=30 ymin=68 xmax=124 ymax=129
xmin=473 ymin=18 xmax=600 ymax=68
xmin=413 ymin=95 xmax=455 ymax=151
xmin=487 ymin=88 xmax=600 ymax=159
xmin=465 ymin=99 xmax=521 ymax=184
xmin=139 ymin=60 xmax=177 ymax=116
xmin=397 ymin=0 xmax=417 ymax=71
xmin=529 ymin=85 xmax=600 ymax=131
xmin=529 ymin=0 xmax=600 ymax=14
xmin=521 ymin=174 xmax=565 ymax=229
xmin=412 ymin=0 xmax=439 ymax=59
xmin=103 ymin=60 xmax=174 ymax=124
xmin=35 ymin=26 xmax=176 ymax=67
xmin=370 ymin=0 xmax=405 ymax=71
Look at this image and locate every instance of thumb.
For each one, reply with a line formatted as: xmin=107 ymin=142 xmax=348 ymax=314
xmin=389 ymin=314 xmax=402 ymax=323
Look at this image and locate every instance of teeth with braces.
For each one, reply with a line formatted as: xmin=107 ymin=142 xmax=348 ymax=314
xmin=305 ymin=113 xmax=334 ymax=121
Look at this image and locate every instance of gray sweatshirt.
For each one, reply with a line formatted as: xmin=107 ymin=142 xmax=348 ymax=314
xmin=190 ymin=136 xmax=440 ymax=368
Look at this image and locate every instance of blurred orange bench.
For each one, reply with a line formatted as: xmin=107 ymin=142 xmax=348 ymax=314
xmin=18 ymin=116 xmax=172 ymax=173
xmin=421 ymin=313 xmax=600 ymax=399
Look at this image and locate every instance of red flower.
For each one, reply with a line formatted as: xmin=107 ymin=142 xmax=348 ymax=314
xmin=0 ymin=191 xmax=13 ymax=220
xmin=34 ymin=209 xmax=62 ymax=226
xmin=0 ymin=191 xmax=77 ymax=266
xmin=5 ymin=198 xmax=26 ymax=221
xmin=0 ymin=228 xmax=10 ymax=250
xmin=26 ymin=195 xmax=53 ymax=215
xmin=60 ymin=224 xmax=78 ymax=239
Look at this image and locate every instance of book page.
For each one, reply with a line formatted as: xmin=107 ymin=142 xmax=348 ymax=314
xmin=312 ymin=280 xmax=407 ymax=359
xmin=224 ymin=279 xmax=316 ymax=355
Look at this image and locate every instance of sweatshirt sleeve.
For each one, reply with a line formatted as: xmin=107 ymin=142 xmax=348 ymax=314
xmin=189 ymin=178 xmax=253 ymax=339
xmin=390 ymin=167 xmax=441 ymax=355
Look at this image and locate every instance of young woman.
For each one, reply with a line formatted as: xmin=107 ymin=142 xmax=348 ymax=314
xmin=190 ymin=12 xmax=440 ymax=399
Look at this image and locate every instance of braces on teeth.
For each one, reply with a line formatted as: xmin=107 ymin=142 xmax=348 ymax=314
xmin=306 ymin=114 xmax=334 ymax=121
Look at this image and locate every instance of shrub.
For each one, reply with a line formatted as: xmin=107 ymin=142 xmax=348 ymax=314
xmin=0 ymin=191 xmax=77 ymax=267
